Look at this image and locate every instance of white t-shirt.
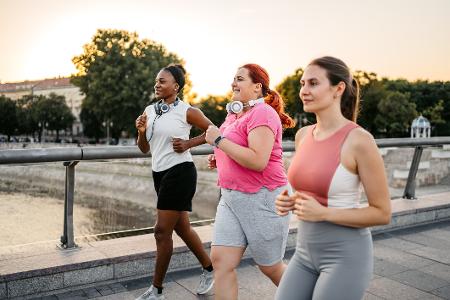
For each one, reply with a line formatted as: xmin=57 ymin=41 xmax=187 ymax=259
xmin=144 ymin=100 xmax=193 ymax=172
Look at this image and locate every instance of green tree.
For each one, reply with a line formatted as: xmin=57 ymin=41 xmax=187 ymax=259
xmin=422 ymin=99 xmax=445 ymax=127
xmin=382 ymin=79 xmax=450 ymax=136
xmin=41 ymin=93 xmax=75 ymax=140
xmin=15 ymin=95 xmax=40 ymax=139
xmin=355 ymin=71 xmax=388 ymax=136
xmin=197 ymin=95 xmax=228 ymax=124
xmin=79 ymin=107 xmax=103 ymax=142
xmin=276 ymin=68 xmax=311 ymax=139
xmin=190 ymin=94 xmax=229 ymax=137
xmin=15 ymin=94 xmax=74 ymax=141
xmin=72 ymin=29 xmax=188 ymax=140
xmin=0 ymin=95 xmax=18 ymax=141
xmin=375 ymin=91 xmax=418 ymax=137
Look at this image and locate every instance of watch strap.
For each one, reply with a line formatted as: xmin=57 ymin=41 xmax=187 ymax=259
xmin=214 ymin=135 xmax=225 ymax=147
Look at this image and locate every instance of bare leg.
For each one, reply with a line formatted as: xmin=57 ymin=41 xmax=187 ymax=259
xmin=211 ymin=245 xmax=245 ymax=300
xmin=258 ymin=262 xmax=287 ymax=286
xmin=174 ymin=211 xmax=212 ymax=268
xmin=152 ymin=210 xmax=182 ymax=287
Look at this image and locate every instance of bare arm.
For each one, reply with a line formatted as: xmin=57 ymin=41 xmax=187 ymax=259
xmin=172 ymin=107 xmax=214 ymax=153
xmin=213 ymin=126 xmax=275 ymax=172
xmin=135 ymin=112 xmax=150 ymax=154
xmin=186 ymin=107 xmax=214 ymax=148
xmin=323 ymin=130 xmax=391 ymax=227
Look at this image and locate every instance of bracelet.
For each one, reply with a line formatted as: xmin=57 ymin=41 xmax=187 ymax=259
xmin=213 ymin=135 xmax=225 ymax=148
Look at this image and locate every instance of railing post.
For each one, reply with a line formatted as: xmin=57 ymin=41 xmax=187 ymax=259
xmin=60 ymin=161 xmax=79 ymax=249
xmin=403 ymin=146 xmax=423 ymax=200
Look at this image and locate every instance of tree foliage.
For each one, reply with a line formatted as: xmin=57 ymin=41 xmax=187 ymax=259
xmin=274 ymin=67 xmax=449 ymax=138
xmin=355 ymin=71 xmax=388 ymax=135
xmin=0 ymin=94 xmax=75 ymax=141
xmin=382 ymin=79 xmax=450 ymax=135
xmin=0 ymin=95 xmax=18 ymax=140
xmin=276 ymin=68 xmax=315 ymax=139
xmin=33 ymin=93 xmax=75 ymax=140
xmin=16 ymin=95 xmax=40 ymax=137
xmin=72 ymin=29 xmax=189 ymax=139
xmin=375 ymin=91 xmax=418 ymax=137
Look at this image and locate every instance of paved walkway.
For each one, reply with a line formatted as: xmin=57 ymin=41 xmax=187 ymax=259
xmin=31 ymin=220 xmax=450 ymax=300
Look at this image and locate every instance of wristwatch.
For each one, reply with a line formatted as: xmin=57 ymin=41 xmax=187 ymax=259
xmin=213 ymin=135 xmax=225 ymax=148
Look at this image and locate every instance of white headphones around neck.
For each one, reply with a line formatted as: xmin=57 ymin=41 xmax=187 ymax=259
xmin=226 ymin=98 xmax=265 ymax=114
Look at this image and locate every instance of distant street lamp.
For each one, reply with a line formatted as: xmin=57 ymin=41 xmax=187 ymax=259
xmin=30 ymin=82 xmax=40 ymax=96
xmin=102 ymin=120 xmax=114 ymax=145
xmin=295 ymin=113 xmax=309 ymax=128
xmin=38 ymin=121 xmax=49 ymax=142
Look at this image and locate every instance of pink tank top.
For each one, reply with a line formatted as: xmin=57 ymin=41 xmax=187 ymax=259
xmin=287 ymin=122 xmax=362 ymax=208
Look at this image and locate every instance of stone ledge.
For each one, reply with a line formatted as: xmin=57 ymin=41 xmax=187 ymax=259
xmin=1 ymin=192 xmax=450 ymax=298
xmin=372 ymin=192 xmax=450 ymax=234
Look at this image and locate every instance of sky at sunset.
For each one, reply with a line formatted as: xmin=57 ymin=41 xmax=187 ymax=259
xmin=1 ymin=0 xmax=449 ymax=97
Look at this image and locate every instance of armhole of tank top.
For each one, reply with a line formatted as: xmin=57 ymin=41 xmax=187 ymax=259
xmin=338 ymin=125 xmax=359 ymax=175
xmin=184 ymin=104 xmax=192 ymax=125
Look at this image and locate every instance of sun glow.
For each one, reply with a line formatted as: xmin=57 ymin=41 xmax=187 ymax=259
xmin=1 ymin=0 xmax=449 ymax=97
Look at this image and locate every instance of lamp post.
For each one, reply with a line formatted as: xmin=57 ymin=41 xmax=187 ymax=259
xmin=38 ymin=122 xmax=42 ymax=142
xmin=102 ymin=120 xmax=114 ymax=145
xmin=30 ymin=82 xmax=40 ymax=96
xmin=296 ymin=113 xmax=309 ymax=128
xmin=38 ymin=121 xmax=49 ymax=142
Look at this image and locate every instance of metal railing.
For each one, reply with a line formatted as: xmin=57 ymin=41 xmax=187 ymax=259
xmin=1 ymin=136 xmax=450 ymax=249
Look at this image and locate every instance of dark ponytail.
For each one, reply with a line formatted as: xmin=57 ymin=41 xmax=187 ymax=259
xmin=309 ymin=56 xmax=360 ymax=122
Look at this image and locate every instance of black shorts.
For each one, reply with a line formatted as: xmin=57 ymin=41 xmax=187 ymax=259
xmin=152 ymin=161 xmax=197 ymax=211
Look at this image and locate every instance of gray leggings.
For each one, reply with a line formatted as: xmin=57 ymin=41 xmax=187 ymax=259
xmin=275 ymin=221 xmax=373 ymax=300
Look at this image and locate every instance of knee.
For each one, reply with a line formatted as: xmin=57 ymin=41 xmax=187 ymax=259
xmin=210 ymin=252 xmax=223 ymax=269
xmin=211 ymin=252 xmax=237 ymax=274
xmin=174 ymin=224 xmax=191 ymax=237
xmin=154 ymin=225 xmax=173 ymax=243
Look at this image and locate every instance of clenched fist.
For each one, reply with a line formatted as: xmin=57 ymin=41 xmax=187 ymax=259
xmin=136 ymin=112 xmax=147 ymax=134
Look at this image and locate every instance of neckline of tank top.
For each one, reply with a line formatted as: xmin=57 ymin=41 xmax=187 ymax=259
xmin=159 ymin=98 xmax=181 ymax=107
xmin=311 ymin=122 xmax=356 ymax=143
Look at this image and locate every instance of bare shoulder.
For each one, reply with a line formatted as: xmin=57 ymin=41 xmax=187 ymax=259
xmin=294 ymin=125 xmax=312 ymax=148
xmin=347 ymin=127 xmax=377 ymax=153
xmin=187 ymin=106 xmax=212 ymax=128
xmin=187 ymin=106 xmax=202 ymax=115
xmin=187 ymin=106 xmax=207 ymax=119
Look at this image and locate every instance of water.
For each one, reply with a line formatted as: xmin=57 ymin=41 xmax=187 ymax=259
xmin=0 ymin=159 xmax=219 ymax=250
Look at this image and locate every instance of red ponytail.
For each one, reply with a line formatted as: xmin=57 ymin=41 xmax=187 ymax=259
xmin=241 ymin=64 xmax=295 ymax=129
xmin=266 ymin=89 xmax=295 ymax=128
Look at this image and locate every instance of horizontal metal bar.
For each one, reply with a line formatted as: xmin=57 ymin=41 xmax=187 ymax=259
xmin=375 ymin=137 xmax=450 ymax=148
xmin=0 ymin=147 xmax=83 ymax=164
xmin=0 ymin=137 xmax=449 ymax=165
xmin=81 ymin=146 xmax=149 ymax=160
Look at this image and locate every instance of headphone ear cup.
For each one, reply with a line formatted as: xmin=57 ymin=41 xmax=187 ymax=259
xmin=229 ymin=101 xmax=243 ymax=114
xmin=154 ymin=100 xmax=177 ymax=115
xmin=154 ymin=102 xmax=161 ymax=115
xmin=160 ymin=103 xmax=170 ymax=114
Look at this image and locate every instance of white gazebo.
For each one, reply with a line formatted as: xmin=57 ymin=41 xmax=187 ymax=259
xmin=411 ymin=115 xmax=431 ymax=138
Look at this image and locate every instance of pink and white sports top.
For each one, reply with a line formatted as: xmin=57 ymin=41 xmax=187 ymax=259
xmin=287 ymin=122 xmax=362 ymax=208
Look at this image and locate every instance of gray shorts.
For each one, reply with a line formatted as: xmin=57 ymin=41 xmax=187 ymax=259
xmin=212 ymin=186 xmax=290 ymax=266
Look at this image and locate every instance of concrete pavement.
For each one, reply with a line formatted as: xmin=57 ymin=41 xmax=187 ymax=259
xmin=32 ymin=220 xmax=450 ymax=300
